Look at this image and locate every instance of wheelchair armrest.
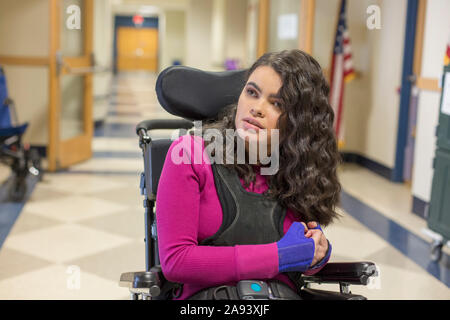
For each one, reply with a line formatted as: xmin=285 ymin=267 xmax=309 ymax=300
xmin=119 ymin=266 xmax=164 ymax=297
xmin=136 ymin=119 xmax=193 ymax=134
xmin=302 ymin=261 xmax=377 ymax=286
xmin=300 ymin=288 xmax=367 ymax=300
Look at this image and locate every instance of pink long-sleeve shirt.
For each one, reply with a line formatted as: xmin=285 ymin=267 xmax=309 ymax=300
xmin=156 ymin=134 xmax=327 ymax=300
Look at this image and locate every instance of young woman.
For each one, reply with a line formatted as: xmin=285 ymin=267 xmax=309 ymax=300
xmin=156 ymin=49 xmax=342 ymax=300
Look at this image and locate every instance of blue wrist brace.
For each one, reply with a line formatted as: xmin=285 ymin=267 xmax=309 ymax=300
xmin=276 ymin=222 xmax=315 ymax=273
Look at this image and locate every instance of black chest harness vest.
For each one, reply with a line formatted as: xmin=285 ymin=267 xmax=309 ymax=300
xmin=201 ymin=163 xmax=286 ymax=246
xmin=184 ymin=163 xmax=304 ymax=299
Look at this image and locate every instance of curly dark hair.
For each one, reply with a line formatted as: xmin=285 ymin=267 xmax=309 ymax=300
xmin=194 ymin=49 xmax=342 ymax=226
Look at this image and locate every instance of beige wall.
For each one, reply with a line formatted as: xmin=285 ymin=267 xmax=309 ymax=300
xmin=0 ymin=0 xmax=50 ymax=145
xmin=93 ymin=0 xmax=114 ymax=94
xmin=312 ymin=0 xmax=339 ymax=70
xmin=161 ymin=10 xmax=186 ymax=69
xmin=185 ymin=0 xmax=248 ymax=71
xmin=2 ymin=66 xmax=49 ymax=145
xmin=119 ymin=0 xmax=188 ymax=10
xmin=185 ymin=0 xmax=213 ymax=69
xmin=211 ymin=0 xmax=226 ymax=66
xmin=93 ymin=0 xmax=114 ymax=121
xmin=246 ymin=0 xmax=259 ymax=67
xmin=225 ymin=0 xmax=248 ymax=67
xmin=0 ymin=0 xmax=49 ymax=57
xmin=364 ymin=0 xmax=406 ymax=167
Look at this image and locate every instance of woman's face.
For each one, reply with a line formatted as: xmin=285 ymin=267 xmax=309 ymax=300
xmin=235 ymin=65 xmax=283 ymax=151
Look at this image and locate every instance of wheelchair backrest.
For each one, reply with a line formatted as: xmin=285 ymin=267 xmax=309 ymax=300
xmin=145 ymin=139 xmax=174 ymax=197
xmin=155 ymin=66 xmax=247 ymax=120
xmin=0 ymin=66 xmax=12 ymax=129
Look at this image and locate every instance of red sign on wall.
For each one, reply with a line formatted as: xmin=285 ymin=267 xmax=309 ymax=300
xmin=133 ymin=15 xmax=144 ymax=26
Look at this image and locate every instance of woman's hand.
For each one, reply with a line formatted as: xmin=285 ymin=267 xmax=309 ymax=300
xmin=304 ymin=221 xmax=329 ymax=267
xmin=304 ymin=221 xmax=318 ymax=237
xmin=300 ymin=222 xmax=308 ymax=231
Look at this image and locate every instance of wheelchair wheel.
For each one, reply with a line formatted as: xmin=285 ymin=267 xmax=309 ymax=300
xmin=430 ymin=242 xmax=443 ymax=262
xmin=28 ymin=148 xmax=43 ymax=181
xmin=9 ymin=177 xmax=27 ymax=202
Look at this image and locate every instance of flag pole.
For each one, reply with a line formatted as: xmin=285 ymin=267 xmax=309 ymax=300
xmin=329 ymin=0 xmax=345 ymax=150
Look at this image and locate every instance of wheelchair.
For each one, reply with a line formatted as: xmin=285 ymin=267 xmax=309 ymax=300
xmin=0 ymin=66 xmax=43 ymax=202
xmin=119 ymin=66 xmax=378 ymax=300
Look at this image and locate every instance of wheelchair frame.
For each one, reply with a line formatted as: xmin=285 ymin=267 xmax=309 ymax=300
xmin=119 ymin=119 xmax=378 ymax=300
xmin=0 ymin=69 xmax=42 ymax=202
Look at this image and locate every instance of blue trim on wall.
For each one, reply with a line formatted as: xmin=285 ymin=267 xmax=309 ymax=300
xmin=340 ymin=190 xmax=450 ymax=288
xmin=341 ymin=152 xmax=393 ymax=181
xmin=412 ymin=196 xmax=429 ymax=220
xmin=393 ymin=0 xmax=419 ymax=182
xmin=0 ymin=175 xmax=39 ymax=249
xmin=113 ymin=15 xmax=159 ymax=74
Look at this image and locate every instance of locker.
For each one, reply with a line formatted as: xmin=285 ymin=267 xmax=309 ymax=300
xmin=427 ymin=148 xmax=450 ymax=239
xmin=427 ymin=65 xmax=450 ymax=261
xmin=436 ymin=66 xmax=450 ymax=150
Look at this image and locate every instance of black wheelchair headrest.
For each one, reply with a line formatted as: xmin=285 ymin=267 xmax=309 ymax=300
xmin=155 ymin=66 xmax=248 ymax=121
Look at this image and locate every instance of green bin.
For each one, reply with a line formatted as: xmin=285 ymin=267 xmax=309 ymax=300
xmin=426 ymin=65 xmax=450 ymax=259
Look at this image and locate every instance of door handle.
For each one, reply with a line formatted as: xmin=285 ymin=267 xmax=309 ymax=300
xmin=63 ymin=65 xmax=110 ymax=74
xmin=56 ymin=51 xmax=110 ymax=75
xmin=408 ymin=74 xmax=417 ymax=83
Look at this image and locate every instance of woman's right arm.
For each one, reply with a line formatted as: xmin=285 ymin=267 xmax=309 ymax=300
xmin=156 ymin=135 xmax=280 ymax=286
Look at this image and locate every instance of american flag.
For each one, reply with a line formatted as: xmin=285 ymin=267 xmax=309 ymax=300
xmin=329 ymin=0 xmax=355 ymax=149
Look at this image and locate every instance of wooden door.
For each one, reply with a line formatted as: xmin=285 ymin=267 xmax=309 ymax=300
xmin=48 ymin=0 xmax=94 ymax=171
xmin=117 ymin=27 xmax=158 ymax=72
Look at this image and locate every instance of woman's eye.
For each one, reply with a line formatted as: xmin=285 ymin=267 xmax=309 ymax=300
xmin=273 ymin=101 xmax=282 ymax=108
xmin=247 ymin=88 xmax=257 ymax=97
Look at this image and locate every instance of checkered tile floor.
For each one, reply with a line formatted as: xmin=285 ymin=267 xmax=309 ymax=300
xmin=0 ymin=72 xmax=448 ymax=299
